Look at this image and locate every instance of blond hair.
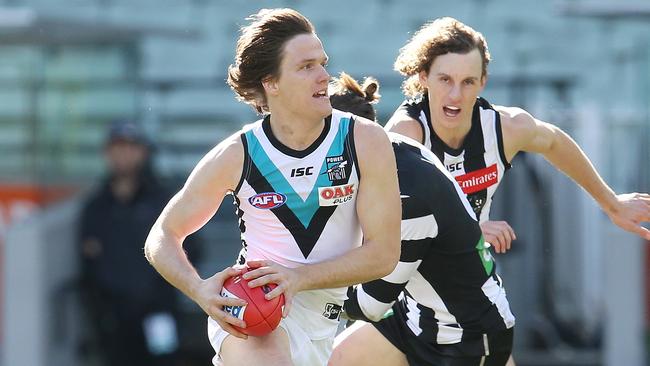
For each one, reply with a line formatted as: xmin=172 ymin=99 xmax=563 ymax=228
xmin=394 ymin=17 xmax=490 ymax=97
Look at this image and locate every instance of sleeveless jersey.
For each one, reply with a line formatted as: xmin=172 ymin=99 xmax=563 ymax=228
xmin=394 ymin=96 xmax=510 ymax=223
xmin=345 ymin=134 xmax=515 ymax=351
xmin=231 ymin=109 xmax=362 ymax=339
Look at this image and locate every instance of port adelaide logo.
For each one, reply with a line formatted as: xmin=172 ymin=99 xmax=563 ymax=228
xmin=248 ymin=192 xmax=287 ymax=210
xmin=324 ymin=155 xmax=347 ymax=181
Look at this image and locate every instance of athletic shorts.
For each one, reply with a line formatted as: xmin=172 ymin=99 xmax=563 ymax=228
xmin=373 ymin=304 xmax=514 ymax=366
xmin=208 ymin=295 xmax=336 ymax=366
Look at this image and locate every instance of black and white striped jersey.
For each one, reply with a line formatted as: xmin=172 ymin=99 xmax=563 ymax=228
xmin=345 ymin=134 xmax=515 ymax=344
xmin=391 ymin=96 xmax=510 ymax=222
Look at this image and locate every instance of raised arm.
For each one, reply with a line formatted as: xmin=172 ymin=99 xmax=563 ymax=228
xmin=144 ymin=133 xmax=250 ymax=338
xmin=498 ymin=106 xmax=650 ymax=240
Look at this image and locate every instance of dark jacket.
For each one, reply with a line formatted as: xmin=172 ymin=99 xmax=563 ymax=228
xmin=79 ymin=168 xmax=175 ymax=310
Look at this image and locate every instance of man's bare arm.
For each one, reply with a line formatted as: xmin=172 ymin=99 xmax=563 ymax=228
xmin=144 ymin=133 xmax=250 ymax=338
xmin=499 ymin=106 xmax=650 ymax=240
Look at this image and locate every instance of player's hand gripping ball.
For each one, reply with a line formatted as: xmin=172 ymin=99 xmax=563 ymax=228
xmin=220 ymin=267 xmax=285 ymax=336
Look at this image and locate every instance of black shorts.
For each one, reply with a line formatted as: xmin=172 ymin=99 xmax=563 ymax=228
xmin=373 ymin=306 xmax=513 ymax=366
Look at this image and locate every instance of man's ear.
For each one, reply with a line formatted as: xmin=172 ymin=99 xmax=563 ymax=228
xmin=262 ymin=77 xmax=279 ymax=96
xmin=479 ymin=74 xmax=488 ymax=90
xmin=418 ymin=70 xmax=428 ymax=86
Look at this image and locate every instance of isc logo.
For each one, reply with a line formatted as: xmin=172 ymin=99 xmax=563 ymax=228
xmin=447 ymin=162 xmax=463 ymax=173
xmin=249 ymin=192 xmax=287 ymax=209
xmin=291 ymin=167 xmax=313 ymax=177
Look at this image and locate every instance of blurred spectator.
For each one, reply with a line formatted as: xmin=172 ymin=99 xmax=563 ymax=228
xmin=78 ymin=120 xmax=182 ymax=366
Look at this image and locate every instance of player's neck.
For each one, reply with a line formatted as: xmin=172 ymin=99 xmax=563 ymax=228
xmin=268 ymin=111 xmax=326 ymax=151
xmin=430 ymin=118 xmax=471 ymax=150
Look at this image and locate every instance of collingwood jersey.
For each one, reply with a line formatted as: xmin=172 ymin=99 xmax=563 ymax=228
xmin=394 ymin=96 xmax=510 ymax=222
xmin=230 ymin=109 xmax=362 ymax=338
xmin=345 ymin=134 xmax=515 ymax=351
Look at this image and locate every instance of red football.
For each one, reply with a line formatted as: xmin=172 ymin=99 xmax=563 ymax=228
xmin=220 ymin=268 xmax=284 ymax=336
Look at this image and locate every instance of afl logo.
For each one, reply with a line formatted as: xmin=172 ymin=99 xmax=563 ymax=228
xmin=249 ymin=192 xmax=287 ymax=210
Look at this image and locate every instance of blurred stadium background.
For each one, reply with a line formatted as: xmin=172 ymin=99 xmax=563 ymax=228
xmin=0 ymin=0 xmax=649 ymax=365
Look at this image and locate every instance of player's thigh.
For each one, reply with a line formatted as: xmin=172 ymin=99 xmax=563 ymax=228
xmin=220 ymin=327 xmax=292 ymax=366
xmin=329 ymin=321 xmax=408 ymax=366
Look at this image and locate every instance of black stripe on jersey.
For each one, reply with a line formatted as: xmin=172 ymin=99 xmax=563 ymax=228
xmin=234 ymin=135 xmax=250 ymax=235
xmin=392 ymin=140 xmax=437 ymax=219
xmin=411 ymin=300 xmax=441 ymax=345
xmin=413 ymin=242 xmax=508 ymax=337
xmin=462 ymin=99 xmax=489 ymax=220
xmin=262 ymin=115 xmax=332 ymax=158
xmin=364 ymin=280 xmax=405 ymax=303
xmin=465 ymin=99 xmax=488 ymax=159
xmin=398 ymin=294 xmax=508 ymax=356
xmin=233 ymin=194 xmax=248 ymax=264
xmin=236 ymin=246 xmax=246 ymax=265
xmin=399 ymin=97 xmax=430 ymax=146
xmin=234 ymin=134 xmax=251 ymax=194
xmin=347 ymin=117 xmax=361 ymax=180
xmin=393 ymin=138 xmax=460 ymax=221
xmin=247 ymin=161 xmax=338 ymax=258
xmin=399 ymin=196 xmax=432 ymax=221
xmin=401 ymin=96 xmax=447 ymax=160
xmin=494 ymin=109 xmax=512 ymax=170
xmin=493 ymin=272 xmax=501 ymax=286
xmin=400 ymin=97 xmax=425 ymax=121
xmin=345 ymin=286 xmax=373 ymax=322
xmin=400 ymin=238 xmax=431 ymax=262
xmin=232 ymin=194 xmax=246 ymax=234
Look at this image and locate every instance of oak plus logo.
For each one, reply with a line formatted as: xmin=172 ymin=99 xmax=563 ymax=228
xmin=248 ymin=192 xmax=287 ymax=210
xmin=318 ymin=183 xmax=355 ymax=206
xmin=454 ymin=164 xmax=498 ymax=194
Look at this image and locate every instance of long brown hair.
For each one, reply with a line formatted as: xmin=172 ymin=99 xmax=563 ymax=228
xmin=227 ymin=8 xmax=315 ymax=113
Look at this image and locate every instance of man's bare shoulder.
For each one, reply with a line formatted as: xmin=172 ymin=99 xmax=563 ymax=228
xmin=385 ymin=113 xmax=423 ymax=143
xmin=495 ymin=105 xmax=538 ymax=135
xmin=353 ymin=116 xmax=391 ymax=147
xmin=495 ymin=105 xmax=535 ymax=127
xmin=494 ymin=105 xmax=540 ymax=156
xmin=203 ymin=131 xmax=245 ymax=165
xmin=352 ymin=117 xmax=396 ymax=176
xmin=189 ymin=130 xmax=245 ymax=192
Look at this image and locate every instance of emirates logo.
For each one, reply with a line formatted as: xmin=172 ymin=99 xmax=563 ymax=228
xmin=454 ymin=164 xmax=498 ymax=194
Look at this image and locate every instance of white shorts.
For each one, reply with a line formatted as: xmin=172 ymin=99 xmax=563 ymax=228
xmin=208 ymin=292 xmax=338 ymax=366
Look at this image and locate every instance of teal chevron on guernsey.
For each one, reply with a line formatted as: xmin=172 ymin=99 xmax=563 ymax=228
xmin=244 ymin=117 xmax=352 ymax=228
